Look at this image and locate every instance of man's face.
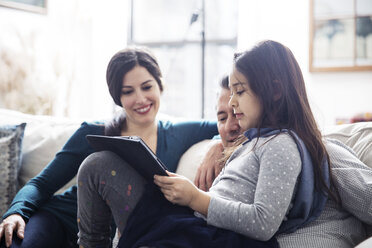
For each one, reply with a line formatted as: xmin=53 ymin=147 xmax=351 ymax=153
xmin=217 ymin=88 xmax=241 ymax=147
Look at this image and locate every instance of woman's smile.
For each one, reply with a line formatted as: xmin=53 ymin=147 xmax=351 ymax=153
xmin=120 ymin=65 xmax=162 ymax=128
xmin=135 ymin=104 xmax=152 ymax=114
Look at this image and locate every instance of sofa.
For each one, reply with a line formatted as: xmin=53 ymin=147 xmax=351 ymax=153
xmin=1 ymin=107 xmax=371 ymax=247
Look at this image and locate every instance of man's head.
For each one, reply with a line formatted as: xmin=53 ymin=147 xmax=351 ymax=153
xmin=216 ymin=75 xmax=241 ymax=147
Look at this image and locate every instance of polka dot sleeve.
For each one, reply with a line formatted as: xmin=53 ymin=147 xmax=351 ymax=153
xmin=206 ymin=134 xmax=302 ymax=241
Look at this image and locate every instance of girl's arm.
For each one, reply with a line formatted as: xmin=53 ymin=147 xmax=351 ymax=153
xmin=155 ymin=134 xmax=302 ymax=241
xmin=206 ymin=134 xmax=302 ymax=241
xmin=154 ymin=171 xmax=211 ymax=215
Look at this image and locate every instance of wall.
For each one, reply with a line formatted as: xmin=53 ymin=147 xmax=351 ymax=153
xmin=0 ymin=0 xmax=127 ymax=120
xmin=1 ymin=0 xmax=371 ymax=126
xmin=238 ymin=0 xmax=372 ymax=129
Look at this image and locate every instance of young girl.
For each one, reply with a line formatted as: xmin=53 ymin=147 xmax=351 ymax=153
xmin=79 ymin=41 xmax=368 ymax=248
xmin=121 ymin=40 xmax=366 ymax=247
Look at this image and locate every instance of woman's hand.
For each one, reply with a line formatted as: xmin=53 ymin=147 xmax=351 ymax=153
xmin=154 ymin=171 xmax=211 ymax=216
xmin=0 ymin=214 xmax=25 ymax=247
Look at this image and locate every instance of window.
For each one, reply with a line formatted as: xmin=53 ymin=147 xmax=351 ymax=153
xmin=0 ymin=0 xmax=47 ymax=14
xmin=309 ymin=0 xmax=372 ymax=72
xmin=128 ymin=0 xmax=238 ymax=119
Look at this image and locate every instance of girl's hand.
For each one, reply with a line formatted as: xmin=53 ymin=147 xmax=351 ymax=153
xmin=154 ymin=171 xmax=211 ymax=215
xmin=0 ymin=214 xmax=25 ymax=247
xmin=154 ymin=171 xmax=198 ymax=206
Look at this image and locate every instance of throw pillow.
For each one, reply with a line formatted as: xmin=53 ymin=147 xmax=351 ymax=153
xmin=176 ymin=139 xmax=215 ymax=181
xmin=0 ymin=123 xmax=26 ymax=215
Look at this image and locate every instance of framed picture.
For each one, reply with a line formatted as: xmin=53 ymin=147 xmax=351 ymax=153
xmin=0 ymin=0 xmax=47 ymax=14
xmin=309 ymin=0 xmax=372 ymax=72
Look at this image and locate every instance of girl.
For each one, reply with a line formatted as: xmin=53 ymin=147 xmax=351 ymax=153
xmin=0 ymin=47 xmax=218 ymax=248
xmin=112 ymin=40 xmax=366 ymax=248
xmin=150 ymin=41 xmax=365 ymax=247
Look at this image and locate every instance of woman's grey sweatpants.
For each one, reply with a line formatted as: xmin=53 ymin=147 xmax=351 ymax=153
xmin=77 ymin=151 xmax=147 ymax=248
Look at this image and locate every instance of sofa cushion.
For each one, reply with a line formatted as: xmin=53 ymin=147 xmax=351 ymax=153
xmin=323 ymin=122 xmax=372 ymax=168
xmin=0 ymin=123 xmax=26 ymax=215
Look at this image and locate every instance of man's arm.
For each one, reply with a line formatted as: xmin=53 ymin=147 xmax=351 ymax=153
xmin=194 ymin=140 xmax=224 ymax=191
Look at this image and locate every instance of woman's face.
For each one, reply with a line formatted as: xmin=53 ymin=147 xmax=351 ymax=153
xmin=120 ymin=65 xmax=161 ymax=128
xmin=228 ymin=67 xmax=262 ymax=131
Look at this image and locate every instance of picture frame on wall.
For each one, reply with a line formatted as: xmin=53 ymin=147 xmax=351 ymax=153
xmin=309 ymin=0 xmax=372 ymax=72
xmin=0 ymin=0 xmax=47 ymax=14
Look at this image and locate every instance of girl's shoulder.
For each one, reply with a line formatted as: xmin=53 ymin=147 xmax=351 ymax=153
xmin=254 ymin=132 xmax=299 ymax=154
xmin=269 ymin=131 xmax=296 ymax=143
xmin=251 ymin=131 xmax=295 ymax=144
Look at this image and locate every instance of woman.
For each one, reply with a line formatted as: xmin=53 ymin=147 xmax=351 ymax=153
xmin=79 ymin=40 xmax=370 ymax=248
xmin=0 ymin=47 xmax=218 ymax=248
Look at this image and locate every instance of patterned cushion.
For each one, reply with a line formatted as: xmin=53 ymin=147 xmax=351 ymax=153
xmin=0 ymin=123 xmax=26 ymax=215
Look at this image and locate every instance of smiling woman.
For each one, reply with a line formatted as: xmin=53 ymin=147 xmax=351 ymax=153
xmin=0 ymin=47 xmax=218 ymax=248
xmin=76 ymin=47 xmax=218 ymax=248
xmin=104 ymin=48 xmax=165 ymax=152
xmin=120 ymin=66 xmax=162 ymax=147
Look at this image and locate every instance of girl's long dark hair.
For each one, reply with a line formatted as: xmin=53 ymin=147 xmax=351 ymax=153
xmin=104 ymin=47 xmax=163 ymax=136
xmin=229 ymin=40 xmax=338 ymax=202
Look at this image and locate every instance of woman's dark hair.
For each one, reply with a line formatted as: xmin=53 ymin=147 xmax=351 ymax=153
xmin=106 ymin=47 xmax=163 ymax=106
xmin=230 ymin=40 xmax=338 ymax=202
xmin=105 ymin=47 xmax=163 ymax=136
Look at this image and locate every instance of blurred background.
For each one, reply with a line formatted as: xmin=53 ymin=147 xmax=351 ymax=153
xmin=0 ymin=0 xmax=371 ymax=128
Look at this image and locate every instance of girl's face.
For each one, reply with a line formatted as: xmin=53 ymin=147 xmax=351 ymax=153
xmin=228 ymin=67 xmax=262 ymax=131
xmin=120 ymin=65 xmax=161 ymax=127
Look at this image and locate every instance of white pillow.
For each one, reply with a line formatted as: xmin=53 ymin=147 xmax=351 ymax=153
xmin=20 ymin=121 xmax=80 ymax=193
xmin=176 ymin=139 xmax=215 ymax=181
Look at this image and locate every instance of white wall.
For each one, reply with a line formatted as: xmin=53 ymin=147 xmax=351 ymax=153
xmin=1 ymin=0 xmax=371 ymax=126
xmin=238 ymin=0 xmax=372 ymax=128
xmin=0 ymin=0 xmax=128 ymax=120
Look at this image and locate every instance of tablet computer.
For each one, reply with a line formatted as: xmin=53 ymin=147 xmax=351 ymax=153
xmin=86 ymin=135 xmax=168 ymax=181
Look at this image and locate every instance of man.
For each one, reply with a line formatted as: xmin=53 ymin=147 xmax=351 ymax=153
xmin=194 ymin=75 xmax=241 ymax=191
xmin=216 ymin=75 xmax=241 ymax=148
